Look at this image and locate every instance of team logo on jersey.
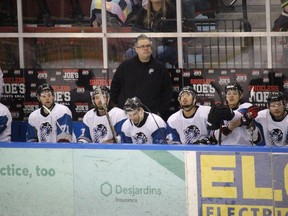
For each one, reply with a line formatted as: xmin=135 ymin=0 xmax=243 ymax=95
xmin=93 ymin=124 xmax=108 ymax=142
xmin=40 ymin=122 xmax=53 ymax=141
xmin=133 ymin=132 xmax=148 ymax=144
xmin=184 ymin=125 xmax=200 ymax=144
xmin=269 ymin=128 xmax=283 ymax=146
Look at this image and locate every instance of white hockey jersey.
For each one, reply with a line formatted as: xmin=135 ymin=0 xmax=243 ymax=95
xmin=77 ymin=107 xmax=127 ymax=143
xmin=167 ymin=105 xmax=211 ymax=144
xmin=254 ymin=109 xmax=288 ymax=146
xmin=121 ymin=112 xmax=167 ymax=144
xmin=213 ymin=102 xmax=254 ymax=145
xmin=0 ymin=103 xmax=12 ymax=142
xmin=26 ymin=103 xmax=75 ymax=143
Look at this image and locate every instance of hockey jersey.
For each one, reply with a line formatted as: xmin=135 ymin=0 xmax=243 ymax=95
xmin=77 ymin=107 xmax=127 ymax=143
xmin=213 ymin=102 xmax=254 ymax=145
xmin=121 ymin=112 xmax=167 ymax=144
xmin=167 ymin=105 xmax=211 ymax=144
xmin=0 ymin=103 xmax=12 ymax=142
xmin=26 ymin=103 xmax=75 ymax=142
xmin=255 ymin=109 xmax=288 ymax=146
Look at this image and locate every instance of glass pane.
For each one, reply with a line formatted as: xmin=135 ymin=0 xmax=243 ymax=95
xmin=108 ymin=37 xmax=178 ymax=69
xmin=272 ymin=36 xmax=288 ymax=68
xmin=24 ymin=38 xmax=103 ymax=68
xmin=0 ymin=38 xmax=19 ymax=68
xmin=107 ymin=38 xmax=131 ymax=68
xmin=193 ymin=0 xmax=266 ymax=32
xmin=183 ymin=36 xmax=267 ymax=69
xmin=271 ymin=2 xmax=285 ymax=32
xmin=23 ymin=0 xmax=93 ymax=33
xmin=0 ymin=0 xmax=17 ymax=28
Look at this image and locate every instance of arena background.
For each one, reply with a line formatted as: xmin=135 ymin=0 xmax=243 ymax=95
xmin=1 ymin=68 xmax=287 ymax=122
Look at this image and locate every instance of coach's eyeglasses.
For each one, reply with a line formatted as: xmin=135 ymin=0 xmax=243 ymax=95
xmin=136 ymin=44 xmax=152 ymax=49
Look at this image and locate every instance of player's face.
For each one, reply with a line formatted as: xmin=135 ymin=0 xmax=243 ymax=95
xmin=39 ymin=91 xmax=54 ymax=109
xmin=226 ymin=90 xmax=242 ymax=109
xmin=126 ymin=109 xmax=142 ymax=125
xmin=269 ymin=100 xmax=286 ymax=120
xmin=94 ymin=94 xmax=108 ymax=110
xmin=135 ymin=39 xmax=152 ymax=62
xmin=179 ymin=92 xmax=194 ymax=108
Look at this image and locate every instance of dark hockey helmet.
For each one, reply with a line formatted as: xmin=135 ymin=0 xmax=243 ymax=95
xmin=225 ymin=82 xmax=243 ymax=94
xmin=267 ymin=92 xmax=285 ymax=104
xmin=36 ymin=84 xmax=54 ymax=97
xmin=178 ymin=86 xmax=197 ymax=101
xmin=91 ymin=85 xmax=110 ymax=104
xmin=123 ymin=97 xmax=143 ymax=112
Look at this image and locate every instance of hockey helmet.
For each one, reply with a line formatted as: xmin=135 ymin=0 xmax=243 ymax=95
xmin=178 ymin=86 xmax=197 ymax=101
xmin=123 ymin=97 xmax=143 ymax=112
xmin=267 ymin=92 xmax=285 ymax=104
xmin=91 ymin=85 xmax=110 ymax=104
xmin=36 ymin=84 xmax=54 ymax=97
xmin=225 ymin=82 xmax=243 ymax=94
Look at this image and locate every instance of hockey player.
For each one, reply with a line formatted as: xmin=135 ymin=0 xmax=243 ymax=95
xmin=252 ymin=92 xmax=288 ymax=146
xmin=166 ymin=86 xmax=213 ymax=144
xmin=121 ymin=97 xmax=167 ymax=144
xmin=26 ymin=84 xmax=75 ymax=143
xmin=0 ymin=68 xmax=11 ymax=142
xmin=0 ymin=102 xmax=12 ymax=142
xmin=77 ymin=85 xmax=127 ymax=143
xmin=211 ymin=82 xmax=259 ymax=145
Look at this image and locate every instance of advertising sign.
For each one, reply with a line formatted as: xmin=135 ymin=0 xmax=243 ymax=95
xmin=0 ymin=68 xmax=287 ymax=122
xmin=196 ymin=151 xmax=288 ymax=216
xmin=73 ymin=149 xmax=186 ymax=216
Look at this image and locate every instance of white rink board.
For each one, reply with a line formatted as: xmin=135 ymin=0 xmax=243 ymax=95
xmin=0 ymin=147 xmax=187 ymax=216
xmin=0 ymin=148 xmax=75 ymax=216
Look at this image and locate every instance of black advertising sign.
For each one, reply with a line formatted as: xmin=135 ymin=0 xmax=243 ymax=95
xmin=181 ymin=68 xmax=288 ymax=109
xmin=1 ymin=69 xmax=25 ymax=120
xmin=1 ymin=68 xmax=287 ymax=121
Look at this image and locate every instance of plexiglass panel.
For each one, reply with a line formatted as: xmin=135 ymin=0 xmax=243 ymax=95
xmin=0 ymin=0 xmax=17 ymax=28
xmin=272 ymin=36 xmax=288 ymax=68
xmin=23 ymin=0 xmax=92 ymax=32
xmin=183 ymin=36 xmax=267 ymax=69
xmin=24 ymin=38 xmax=103 ymax=68
xmin=0 ymin=38 xmax=19 ymax=68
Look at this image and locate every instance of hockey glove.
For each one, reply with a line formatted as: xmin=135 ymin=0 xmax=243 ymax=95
xmin=207 ymin=105 xmax=235 ymax=130
xmin=240 ymin=105 xmax=260 ymax=126
xmin=194 ymin=136 xmax=218 ymax=145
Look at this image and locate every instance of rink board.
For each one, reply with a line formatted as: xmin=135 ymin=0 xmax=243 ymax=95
xmin=0 ymin=143 xmax=287 ymax=216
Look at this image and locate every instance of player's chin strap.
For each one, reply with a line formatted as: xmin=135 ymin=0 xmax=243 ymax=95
xmin=133 ymin=109 xmax=144 ymax=127
xmin=181 ymin=99 xmax=196 ymax=112
xmin=182 ymin=104 xmax=195 ymax=112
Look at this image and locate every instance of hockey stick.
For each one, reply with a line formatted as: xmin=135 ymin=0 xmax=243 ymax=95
xmin=210 ymin=81 xmax=225 ymax=145
xmin=97 ymin=86 xmax=118 ymax=143
xmin=250 ymin=86 xmax=255 ymax=104
xmin=249 ymin=86 xmax=256 ymax=145
xmin=220 ymin=0 xmax=238 ymax=7
xmin=141 ymin=104 xmax=168 ymax=144
xmin=42 ymin=105 xmax=65 ymax=133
